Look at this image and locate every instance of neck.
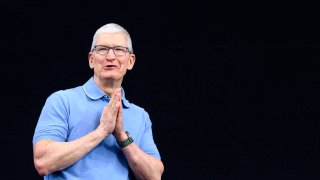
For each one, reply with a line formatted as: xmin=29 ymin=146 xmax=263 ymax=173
xmin=93 ymin=76 xmax=123 ymax=97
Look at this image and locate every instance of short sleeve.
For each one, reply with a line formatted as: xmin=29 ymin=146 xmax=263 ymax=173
xmin=32 ymin=92 xmax=69 ymax=145
xmin=139 ymin=111 xmax=161 ymax=160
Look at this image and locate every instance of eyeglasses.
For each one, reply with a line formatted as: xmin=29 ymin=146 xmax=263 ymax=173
xmin=93 ymin=45 xmax=130 ymax=56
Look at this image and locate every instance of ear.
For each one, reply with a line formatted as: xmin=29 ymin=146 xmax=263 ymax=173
xmin=88 ymin=52 xmax=94 ymax=69
xmin=127 ymin=54 xmax=136 ymax=70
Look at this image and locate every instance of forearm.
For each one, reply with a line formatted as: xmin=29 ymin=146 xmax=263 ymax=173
xmin=122 ymin=143 xmax=164 ymax=180
xmin=33 ymin=128 xmax=106 ymax=176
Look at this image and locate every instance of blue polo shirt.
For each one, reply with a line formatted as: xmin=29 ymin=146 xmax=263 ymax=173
xmin=33 ymin=77 xmax=161 ymax=180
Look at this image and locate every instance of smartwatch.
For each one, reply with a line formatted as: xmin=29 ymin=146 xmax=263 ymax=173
xmin=117 ymin=131 xmax=134 ymax=148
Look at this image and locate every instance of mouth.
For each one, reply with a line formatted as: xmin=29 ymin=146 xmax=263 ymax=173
xmin=105 ymin=65 xmax=117 ymax=69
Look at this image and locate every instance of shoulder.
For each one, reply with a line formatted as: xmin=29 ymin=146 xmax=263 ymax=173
xmin=128 ymin=102 xmax=145 ymax=111
xmin=125 ymin=101 xmax=152 ymax=124
xmin=125 ymin=100 xmax=148 ymax=114
xmin=46 ymin=86 xmax=83 ymax=103
xmin=51 ymin=86 xmax=83 ymax=97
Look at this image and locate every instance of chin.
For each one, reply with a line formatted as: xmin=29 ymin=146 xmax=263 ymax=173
xmin=97 ymin=71 xmax=124 ymax=81
xmin=102 ymin=74 xmax=123 ymax=81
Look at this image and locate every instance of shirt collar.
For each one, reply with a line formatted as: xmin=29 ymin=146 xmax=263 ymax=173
xmin=82 ymin=77 xmax=131 ymax=108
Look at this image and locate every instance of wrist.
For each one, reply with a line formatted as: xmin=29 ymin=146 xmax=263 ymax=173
xmin=95 ymin=125 xmax=107 ymax=137
xmin=115 ymin=131 xmax=128 ymax=142
xmin=117 ymin=131 xmax=134 ymax=148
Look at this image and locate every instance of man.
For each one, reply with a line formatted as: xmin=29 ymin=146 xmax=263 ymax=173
xmin=32 ymin=23 xmax=164 ymax=180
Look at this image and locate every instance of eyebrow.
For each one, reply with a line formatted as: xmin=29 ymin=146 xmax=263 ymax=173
xmin=96 ymin=45 xmax=127 ymax=48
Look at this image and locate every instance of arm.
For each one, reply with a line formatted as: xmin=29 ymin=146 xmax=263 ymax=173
xmin=33 ymin=90 xmax=122 ymax=176
xmin=113 ymin=105 xmax=164 ymax=180
xmin=122 ymin=142 xmax=164 ymax=180
xmin=33 ymin=128 xmax=106 ymax=176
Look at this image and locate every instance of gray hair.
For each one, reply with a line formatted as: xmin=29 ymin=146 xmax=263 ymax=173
xmin=90 ymin=23 xmax=133 ymax=53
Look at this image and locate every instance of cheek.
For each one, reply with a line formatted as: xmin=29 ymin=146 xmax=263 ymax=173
xmin=93 ymin=59 xmax=104 ymax=66
xmin=122 ymin=59 xmax=131 ymax=68
xmin=91 ymin=61 xmax=105 ymax=71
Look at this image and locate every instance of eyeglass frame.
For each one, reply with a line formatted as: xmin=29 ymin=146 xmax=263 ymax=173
xmin=92 ymin=45 xmax=131 ymax=56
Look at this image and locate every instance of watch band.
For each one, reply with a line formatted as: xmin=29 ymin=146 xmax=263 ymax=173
xmin=117 ymin=131 xmax=134 ymax=148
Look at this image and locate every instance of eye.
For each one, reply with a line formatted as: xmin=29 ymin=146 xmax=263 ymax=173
xmin=98 ymin=47 xmax=109 ymax=51
xmin=95 ymin=46 xmax=110 ymax=54
xmin=114 ymin=47 xmax=125 ymax=52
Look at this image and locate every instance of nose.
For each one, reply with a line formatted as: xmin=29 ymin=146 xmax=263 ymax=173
xmin=106 ymin=49 xmax=116 ymax=60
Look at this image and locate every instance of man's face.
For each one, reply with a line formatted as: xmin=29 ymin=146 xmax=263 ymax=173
xmin=88 ymin=32 xmax=135 ymax=82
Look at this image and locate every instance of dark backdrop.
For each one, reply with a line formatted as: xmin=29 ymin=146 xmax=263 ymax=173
xmin=2 ymin=1 xmax=320 ymax=179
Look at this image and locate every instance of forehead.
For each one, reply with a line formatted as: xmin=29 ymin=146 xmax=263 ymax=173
xmin=96 ymin=32 xmax=127 ymax=46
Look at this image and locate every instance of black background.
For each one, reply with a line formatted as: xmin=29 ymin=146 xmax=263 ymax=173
xmin=2 ymin=1 xmax=320 ymax=179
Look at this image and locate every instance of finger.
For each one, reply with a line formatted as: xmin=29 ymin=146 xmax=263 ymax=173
xmin=112 ymin=97 xmax=121 ymax=113
xmin=115 ymin=88 xmax=121 ymax=106
xmin=118 ymin=103 xmax=122 ymax=119
xmin=118 ymin=88 xmax=122 ymax=99
xmin=110 ymin=89 xmax=121 ymax=108
xmin=109 ymin=96 xmax=115 ymax=109
xmin=109 ymin=98 xmax=117 ymax=111
xmin=102 ymin=106 xmax=109 ymax=118
xmin=115 ymin=101 xmax=121 ymax=112
xmin=109 ymin=89 xmax=119 ymax=106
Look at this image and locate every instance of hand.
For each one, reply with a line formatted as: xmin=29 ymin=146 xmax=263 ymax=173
xmin=97 ymin=88 xmax=121 ymax=137
xmin=113 ymin=97 xmax=127 ymax=142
